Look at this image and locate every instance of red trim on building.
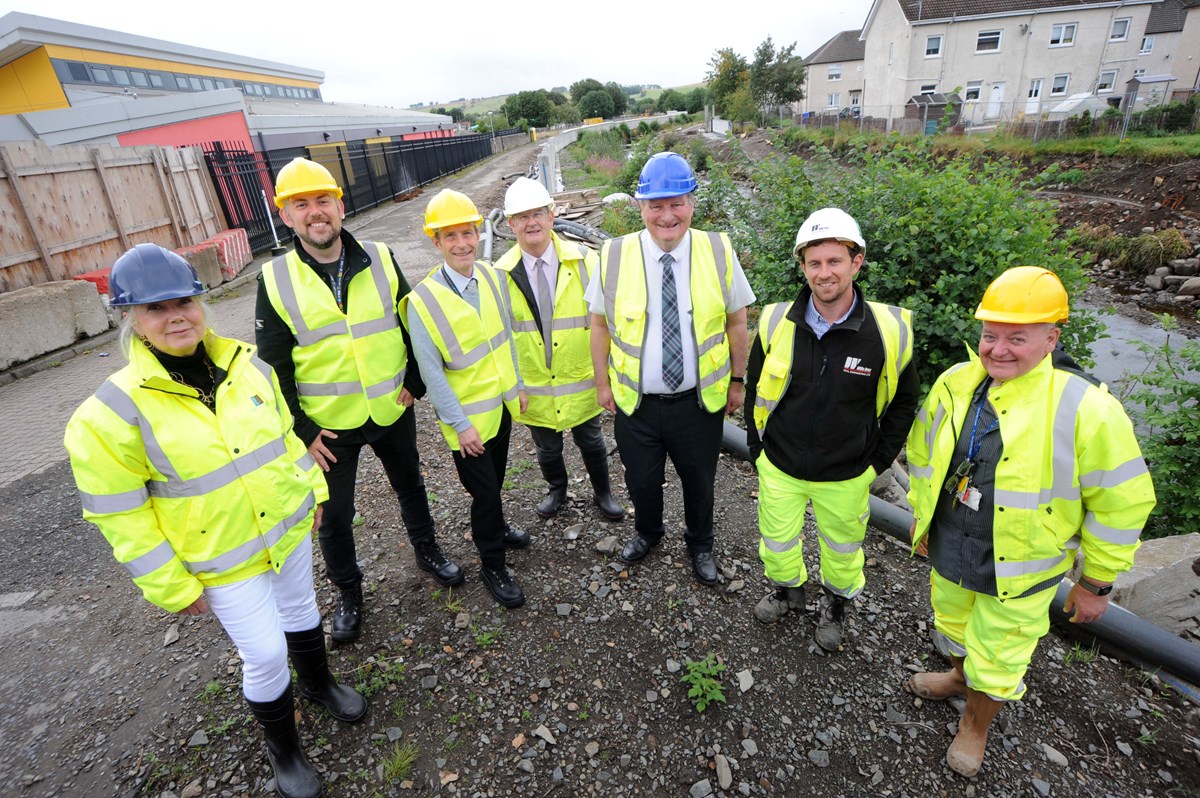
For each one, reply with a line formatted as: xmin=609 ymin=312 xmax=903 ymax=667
xmin=116 ymin=111 xmax=253 ymax=149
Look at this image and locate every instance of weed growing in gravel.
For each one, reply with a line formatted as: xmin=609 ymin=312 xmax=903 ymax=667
xmin=205 ymin=715 xmax=237 ymax=737
xmin=200 ymin=680 xmax=223 ymax=703
xmin=681 ymin=653 xmax=727 ymax=713
xmin=383 ymin=740 xmax=419 ymax=781
xmin=1064 ymin=642 xmax=1098 ymax=666
xmin=472 ymin=620 xmax=503 ymax=648
xmin=390 ymin=697 xmax=406 ymax=720
xmin=1137 ymin=728 xmax=1160 ymax=747
xmin=356 ymin=658 xmax=407 ymax=699
xmin=440 ymin=590 xmax=464 ymax=613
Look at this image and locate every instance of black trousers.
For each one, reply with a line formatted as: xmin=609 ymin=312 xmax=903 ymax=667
xmin=450 ymin=409 xmax=513 ymax=571
xmin=526 ymin=415 xmax=607 ymax=468
xmin=318 ymin=410 xmax=435 ymax=588
xmin=614 ymin=393 xmax=724 ymax=553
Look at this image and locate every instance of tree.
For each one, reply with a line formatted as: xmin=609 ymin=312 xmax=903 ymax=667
xmin=546 ymin=91 xmax=570 ymax=106
xmin=725 ymin=85 xmax=758 ymax=124
xmin=579 ymin=89 xmax=615 ymax=119
xmin=604 ymin=82 xmax=628 ymax=116
xmin=706 ymin=47 xmax=750 ymax=118
xmin=749 ymin=36 xmax=806 ymax=121
xmin=551 ymin=103 xmax=582 ymax=125
xmin=569 ymin=78 xmax=605 ymax=105
xmin=685 ymin=87 xmax=709 ymax=114
xmin=657 ymin=89 xmax=687 ymax=113
xmin=636 ymin=98 xmax=658 ymax=114
xmin=445 ymin=107 xmax=465 ymax=123
xmin=503 ymin=90 xmax=554 ymax=128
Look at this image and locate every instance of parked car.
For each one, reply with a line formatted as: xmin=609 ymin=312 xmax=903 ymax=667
xmin=838 ymin=106 xmax=862 ymax=119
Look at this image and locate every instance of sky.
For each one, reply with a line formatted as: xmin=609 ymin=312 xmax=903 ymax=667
xmin=4 ymin=1 xmax=878 ymax=108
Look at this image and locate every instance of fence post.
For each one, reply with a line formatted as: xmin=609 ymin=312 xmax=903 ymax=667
xmin=334 ymin=147 xmax=355 ymax=217
xmin=90 ymin=147 xmax=132 ymax=253
xmin=0 ymin=145 xmax=56 ymax=282
xmin=151 ymin=148 xmax=186 ymax=247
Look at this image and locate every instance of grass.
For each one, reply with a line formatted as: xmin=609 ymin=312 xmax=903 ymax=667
xmin=355 ymin=658 xmax=407 ymax=699
xmin=1064 ymin=642 xmax=1098 ymax=666
xmin=199 ymin=680 xmax=223 ymax=703
xmin=382 ymin=740 xmax=419 ymax=781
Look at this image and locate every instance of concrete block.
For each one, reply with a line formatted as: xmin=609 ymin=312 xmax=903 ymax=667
xmin=209 ymin=229 xmax=253 ymax=280
xmin=0 ymin=281 xmax=112 ymax=370
xmin=1072 ymin=533 xmax=1200 ymax=636
xmin=177 ymin=244 xmax=223 ymax=288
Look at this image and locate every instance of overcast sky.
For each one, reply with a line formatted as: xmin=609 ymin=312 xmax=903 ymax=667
xmin=9 ymin=2 xmax=877 ymax=107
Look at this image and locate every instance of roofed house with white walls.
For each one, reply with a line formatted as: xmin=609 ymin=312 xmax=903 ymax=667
xmin=801 ymin=30 xmax=867 ymax=117
xmin=857 ymin=0 xmax=1193 ymax=128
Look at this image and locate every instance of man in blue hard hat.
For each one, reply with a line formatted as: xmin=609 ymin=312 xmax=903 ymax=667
xmin=586 ymin=152 xmax=755 ymax=585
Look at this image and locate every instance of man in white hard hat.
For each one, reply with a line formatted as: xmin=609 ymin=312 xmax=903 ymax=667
xmin=745 ymin=207 xmax=920 ymax=650
xmin=494 ymin=177 xmax=625 ymax=522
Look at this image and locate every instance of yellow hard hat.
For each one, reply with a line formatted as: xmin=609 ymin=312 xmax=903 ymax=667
xmin=274 ymin=158 xmax=342 ymax=208
xmin=423 ymin=189 xmax=483 ymax=238
xmin=975 ymin=266 xmax=1069 ymax=324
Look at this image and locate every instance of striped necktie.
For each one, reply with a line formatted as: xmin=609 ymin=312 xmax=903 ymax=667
xmin=660 ymin=253 xmax=683 ymax=391
xmin=535 ymin=258 xmax=554 ymax=367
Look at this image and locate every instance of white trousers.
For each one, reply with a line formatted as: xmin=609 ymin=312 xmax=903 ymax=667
xmin=204 ymin=535 xmax=321 ymax=702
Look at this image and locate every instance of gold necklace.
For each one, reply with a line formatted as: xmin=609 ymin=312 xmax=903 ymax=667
xmin=168 ymin=359 xmax=217 ymax=406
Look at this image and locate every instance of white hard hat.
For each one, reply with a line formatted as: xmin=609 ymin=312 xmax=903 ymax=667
xmin=504 ymin=177 xmax=555 ymax=217
xmin=793 ymin=207 xmax=866 ymax=261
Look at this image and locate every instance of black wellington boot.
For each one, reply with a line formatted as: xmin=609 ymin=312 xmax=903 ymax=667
xmin=285 ymin=625 xmax=368 ymax=723
xmin=536 ymin=458 xmax=569 ymax=518
xmin=246 ymin=685 xmax=322 ymax=798
xmin=582 ymin=448 xmax=624 ymax=521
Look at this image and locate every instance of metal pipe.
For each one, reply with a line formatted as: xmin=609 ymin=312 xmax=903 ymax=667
xmin=719 ymin=421 xmax=1200 ymax=686
xmin=482 ymin=218 xmax=493 ymax=263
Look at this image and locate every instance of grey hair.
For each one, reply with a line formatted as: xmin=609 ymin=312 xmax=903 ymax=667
xmin=117 ymin=299 xmax=213 ymax=362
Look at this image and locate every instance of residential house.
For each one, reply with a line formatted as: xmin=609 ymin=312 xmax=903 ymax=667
xmin=801 ymin=30 xmax=867 ymax=116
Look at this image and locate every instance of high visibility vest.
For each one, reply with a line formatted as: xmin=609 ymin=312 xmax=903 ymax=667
xmin=907 ymin=353 xmax=1156 ymax=598
xmin=597 ymin=230 xmax=735 ymax=415
xmin=260 ymin=242 xmax=407 ymax=429
xmin=63 ymin=332 xmax=327 ymax=613
xmin=752 ymin=300 xmax=913 ymax=433
xmin=495 ymin=234 xmax=601 ymax=431
xmin=402 ymin=262 xmax=520 ymax=449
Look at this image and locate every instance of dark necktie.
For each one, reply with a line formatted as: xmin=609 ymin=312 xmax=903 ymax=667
xmin=535 ymin=258 xmax=554 ymax=367
xmin=660 ymin=253 xmax=683 ymax=391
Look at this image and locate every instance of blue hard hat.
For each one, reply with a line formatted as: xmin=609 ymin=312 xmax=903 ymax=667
xmin=109 ymin=244 xmax=206 ymax=307
xmin=634 ymin=152 xmax=697 ymax=200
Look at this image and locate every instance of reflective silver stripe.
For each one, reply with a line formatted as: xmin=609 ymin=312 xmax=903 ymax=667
xmin=512 ymin=319 xmax=539 ymax=333
xmin=365 ymin=370 xmax=405 ymax=400
xmin=613 ymin=368 xmax=639 ymax=392
xmin=910 ymin=464 xmax=934 ymax=480
xmin=362 ymin=242 xmax=397 ymax=336
xmin=764 ymin=303 xmax=789 ymax=343
xmin=489 ymin=327 xmax=510 ymax=350
xmin=993 ymin=488 xmax=1040 ymax=511
xmin=298 ymin=380 xmax=362 ymax=396
xmin=412 ymin=282 xmax=495 ymax=371
xmin=761 ymin=534 xmax=801 ymax=553
xmin=295 ymin=452 xmax=316 ymax=471
xmin=296 ymin=320 xmax=348 ymax=346
xmin=705 ymin=232 xmax=732 ymax=308
xmin=461 ymin=394 xmax=505 ymax=415
xmin=524 ymin=378 xmax=595 ymax=397
xmin=1083 ymin=512 xmax=1142 ymax=546
xmin=886 ymin=305 xmax=908 ymax=376
xmin=1049 ymin=375 xmax=1089 ymax=509
xmin=481 ymin=262 xmax=514 ymax=321
xmin=916 ymin=406 xmax=928 ymax=426
xmin=1079 ymin=456 xmax=1149 ymax=490
xmin=79 ymin=486 xmax=150 ymax=514
xmin=697 ymin=331 xmax=725 ymax=357
xmin=698 ymin=359 xmax=731 ymax=390
xmin=270 ymin=255 xmax=349 ymax=346
xmin=995 ymin=551 xmax=1070 ymax=578
xmin=610 ymin=336 xmax=642 ymax=358
xmin=601 ymin=237 xmax=623 ymax=322
xmin=95 ymin=381 xmax=180 ymax=482
xmin=924 ymin=403 xmax=947 ymax=460
xmin=755 ymin=396 xmax=779 ymax=413
xmin=770 ymin=575 xmax=804 ymax=587
xmin=817 ymin=528 xmax=863 ymax=555
xmin=121 ymin=539 xmax=177 ymax=579
xmin=552 ymin=315 xmax=588 ymax=331
xmin=821 ymin=578 xmax=861 ymax=599
xmin=575 ymin=245 xmax=591 ymax=288
xmin=183 ymin=491 xmax=315 ymax=574
xmin=249 ymin=356 xmax=274 ymax=384
xmin=350 ymin=316 xmax=397 ymax=337
xmin=932 ymin=628 xmax=968 ymax=658
xmin=147 ymin=438 xmax=289 ymax=499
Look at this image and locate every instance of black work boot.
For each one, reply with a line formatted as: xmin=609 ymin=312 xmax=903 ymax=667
xmin=412 ymin=540 xmax=465 ymax=587
xmin=285 ymin=625 xmax=368 ymax=723
xmin=815 ymin=588 xmax=850 ymax=652
xmin=536 ymin=458 xmax=569 ymax=518
xmin=581 ymin=448 xmax=624 ymax=521
xmin=246 ymin=685 xmax=322 ymax=798
xmin=330 ymin=582 xmax=363 ymax=643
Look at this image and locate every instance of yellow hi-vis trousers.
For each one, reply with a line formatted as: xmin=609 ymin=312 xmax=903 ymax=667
xmin=930 ymin=569 xmax=1055 ymax=701
xmin=756 ymin=453 xmax=874 ymax=599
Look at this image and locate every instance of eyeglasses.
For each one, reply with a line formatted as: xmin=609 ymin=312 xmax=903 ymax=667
xmin=510 ymin=208 xmax=550 ymax=226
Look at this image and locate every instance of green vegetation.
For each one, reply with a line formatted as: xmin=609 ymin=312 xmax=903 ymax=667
xmin=355 ymin=658 xmax=407 ymax=699
xmin=383 ymin=740 xmax=419 ymax=781
xmin=200 ymin=680 xmax=223 ymax=704
xmin=1070 ymin=225 xmax=1190 ymax=274
xmin=681 ymin=653 xmax=727 ymax=713
xmin=1064 ymin=641 xmax=1098 ymax=666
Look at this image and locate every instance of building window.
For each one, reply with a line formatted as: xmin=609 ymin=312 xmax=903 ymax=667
xmin=1051 ymin=74 xmax=1069 ymax=95
xmin=926 ymin=35 xmax=943 ymax=57
xmin=1140 ymin=36 xmax=1155 ymax=54
xmin=175 ymin=75 xmax=189 ymax=90
xmin=189 ymin=77 xmax=202 ymax=91
xmin=1028 ymin=79 xmax=1043 ymax=99
xmin=850 ymin=91 xmax=861 ymax=106
xmin=66 ymin=61 xmax=89 ymax=82
xmin=131 ymin=71 xmax=148 ymax=88
xmin=1110 ymin=18 xmax=1130 ymax=41
xmin=112 ymin=69 xmax=131 ymax=87
xmin=965 ymin=81 xmax=983 ymax=101
xmin=1049 ymin=23 xmax=1077 ymax=47
xmin=1097 ymin=70 xmax=1118 ymax=93
xmin=827 ymin=93 xmax=840 ymax=108
xmin=921 ymin=83 xmax=937 ymax=95
xmin=828 ymin=63 xmax=842 ymax=80
xmin=149 ymin=73 xmax=164 ymax=88
xmin=888 ymin=42 xmax=894 ymax=65
xmin=1133 ymin=68 xmax=1146 ymax=78
xmin=977 ymin=30 xmax=1002 ymax=52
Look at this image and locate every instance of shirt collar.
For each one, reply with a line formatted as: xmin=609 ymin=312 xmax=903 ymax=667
xmin=440 ymin=262 xmax=476 ymax=293
xmin=640 ymin=229 xmax=691 ymax=264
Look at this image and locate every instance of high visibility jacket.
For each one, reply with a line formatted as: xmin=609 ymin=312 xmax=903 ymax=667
xmin=495 ymin=233 xmax=601 ymax=431
xmin=597 ymin=230 xmax=735 ymax=415
xmin=260 ymin=241 xmax=407 ymax=430
xmin=752 ymin=299 xmax=913 ymax=434
xmin=402 ymin=261 xmax=520 ymax=449
xmin=64 ymin=332 xmax=328 ymax=613
xmin=907 ymin=353 xmax=1155 ymax=598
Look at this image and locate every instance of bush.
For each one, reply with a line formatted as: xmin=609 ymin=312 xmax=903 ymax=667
xmin=1071 ymin=224 xmax=1191 ymax=274
xmin=688 ymin=137 xmax=711 ymax=173
xmin=696 ymin=139 xmax=1102 ymax=385
xmin=599 ymin=202 xmax=643 ymax=236
xmin=1124 ymin=315 xmax=1200 ymax=539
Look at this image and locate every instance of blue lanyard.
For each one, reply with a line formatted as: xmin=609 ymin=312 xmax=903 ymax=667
xmin=967 ymin=381 xmax=999 ymax=463
xmin=331 ymin=250 xmax=347 ymax=312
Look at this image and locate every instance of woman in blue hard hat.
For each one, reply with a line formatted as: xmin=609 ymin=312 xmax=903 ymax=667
xmin=64 ymin=243 xmax=366 ymax=798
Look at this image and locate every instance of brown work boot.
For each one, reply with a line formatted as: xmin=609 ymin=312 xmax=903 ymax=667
xmin=946 ymin=687 xmax=1003 ymax=778
xmin=904 ymin=656 xmax=966 ymax=700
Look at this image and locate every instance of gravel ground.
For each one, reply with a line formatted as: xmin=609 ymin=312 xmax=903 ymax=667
xmin=1 ymin=130 xmax=1198 ymax=798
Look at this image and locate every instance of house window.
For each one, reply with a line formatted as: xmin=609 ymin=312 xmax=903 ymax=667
xmin=1140 ymin=36 xmax=1155 ymax=54
xmin=1049 ymin=23 xmax=1077 ymax=47
xmin=1133 ymin=68 xmax=1146 ymax=78
xmin=926 ymin=35 xmax=943 ymax=57
xmin=1097 ymin=70 xmax=1118 ymax=93
xmin=1028 ymin=79 xmax=1043 ymax=99
xmin=977 ymin=30 xmax=1002 ymax=52
xmin=1110 ymin=18 xmax=1130 ymax=41
xmin=828 ymin=63 xmax=843 ymax=81
xmin=965 ymin=81 xmax=983 ymax=101
xmin=850 ymin=91 xmax=861 ymax=106
xmin=1051 ymin=74 xmax=1069 ymax=95
xmin=921 ymin=84 xmax=937 ymax=95
xmin=827 ymin=93 xmax=840 ymax=108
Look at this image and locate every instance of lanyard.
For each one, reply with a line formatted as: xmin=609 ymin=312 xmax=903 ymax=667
xmin=331 ymin=250 xmax=347 ymax=312
xmin=966 ymin=380 xmax=999 ymax=463
xmin=440 ymin=266 xmax=477 ymax=300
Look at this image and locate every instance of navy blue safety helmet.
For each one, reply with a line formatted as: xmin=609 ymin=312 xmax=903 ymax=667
xmin=109 ymin=244 xmax=206 ymax=307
